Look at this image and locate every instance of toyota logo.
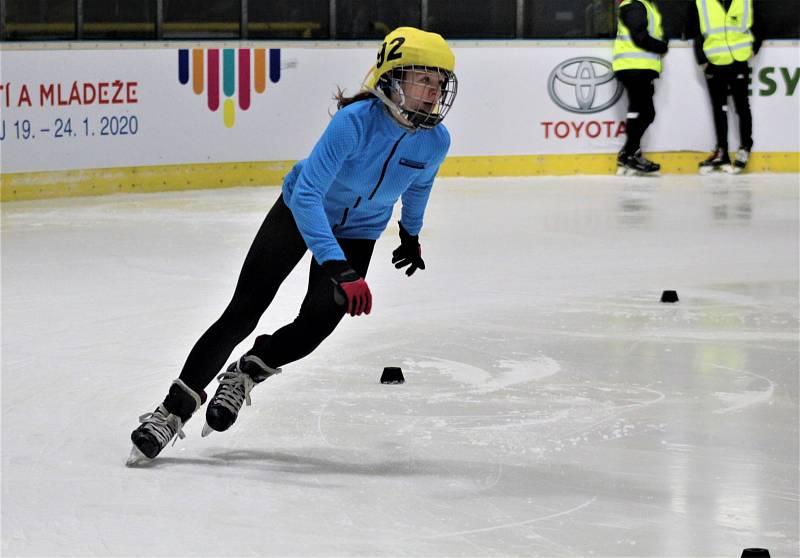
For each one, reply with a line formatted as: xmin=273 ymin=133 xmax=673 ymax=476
xmin=548 ymin=57 xmax=623 ymax=114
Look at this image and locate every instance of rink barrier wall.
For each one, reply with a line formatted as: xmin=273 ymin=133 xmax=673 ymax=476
xmin=2 ymin=151 xmax=799 ymax=201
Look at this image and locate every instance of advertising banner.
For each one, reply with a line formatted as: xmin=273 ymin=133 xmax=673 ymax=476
xmin=447 ymin=42 xmax=799 ymax=155
xmin=0 ymin=41 xmax=797 ymax=174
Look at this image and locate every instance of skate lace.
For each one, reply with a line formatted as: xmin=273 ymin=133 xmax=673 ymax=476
xmin=212 ymin=368 xmax=257 ymax=414
xmin=138 ymin=405 xmax=186 ymax=448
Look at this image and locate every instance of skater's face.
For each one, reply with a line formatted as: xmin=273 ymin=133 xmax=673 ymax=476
xmin=391 ymin=68 xmax=444 ymax=115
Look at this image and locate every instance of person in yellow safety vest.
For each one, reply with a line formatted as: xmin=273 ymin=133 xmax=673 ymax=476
xmin=688 ymin=0 xmax=763 ymax=173
xmin=612 ymin=0 xmax=669 ymax=175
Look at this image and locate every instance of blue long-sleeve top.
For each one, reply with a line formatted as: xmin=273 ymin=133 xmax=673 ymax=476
xmin=282 ymin=98 xmax=450 ymax=264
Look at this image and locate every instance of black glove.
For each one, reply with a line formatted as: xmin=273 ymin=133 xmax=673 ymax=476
xmin=322 ymin=260 xmax=372 ymax=316
xmin=391 ymin=221 xmax=425 ymax=277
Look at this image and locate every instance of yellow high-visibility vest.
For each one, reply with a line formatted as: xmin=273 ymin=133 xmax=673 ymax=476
xmin=612 ymin=0 xmax=664 ymax=73
xmin=696 ymin=0 xmax=754 ymax=65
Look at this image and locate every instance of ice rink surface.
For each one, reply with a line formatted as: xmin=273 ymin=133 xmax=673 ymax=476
xmin=2 ymin=174 xmax=798 ymax=557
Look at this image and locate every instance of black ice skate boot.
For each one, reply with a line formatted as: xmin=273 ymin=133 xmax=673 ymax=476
xmin=699 ymin=147 xmax=732 ymax=174
xmin=732 ymin=147 xmax=751 ymax=174
xmin=202 ymin=355 xmax=281 ymax=436
xmin=618 ymin=149 xmax=660 ymax=175
xmin=128 ymin=379 xmax=206 ymax=465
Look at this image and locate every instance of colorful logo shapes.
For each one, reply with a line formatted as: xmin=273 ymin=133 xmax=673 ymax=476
xmin=178 ymin=48 xmax=281 ymax=128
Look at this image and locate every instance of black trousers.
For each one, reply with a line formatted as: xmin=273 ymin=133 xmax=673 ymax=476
xmin=178 ymin=193 xmax=375 ymax=394
xmin=704 ymin=61 xmax=753 ymax=151
xmin=616 ymin=69 xmax=658 ymax=154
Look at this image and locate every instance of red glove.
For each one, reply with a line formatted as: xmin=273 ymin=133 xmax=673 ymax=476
xmin=323 ymin=260 xmax=372 ymax=316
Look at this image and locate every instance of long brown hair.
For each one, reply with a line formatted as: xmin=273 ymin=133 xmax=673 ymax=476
xmin=334 ymin=87 xmax=377 ymax=110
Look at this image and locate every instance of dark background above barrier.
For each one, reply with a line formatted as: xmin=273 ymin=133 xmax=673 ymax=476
xmin=1 ymin=0 xmax=798 ymax=41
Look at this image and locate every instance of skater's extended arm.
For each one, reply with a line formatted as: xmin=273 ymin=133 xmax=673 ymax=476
xmin=399 ymin=128 xmax=449 ymax=235
xmin=393 ymin=132 xmax=449 ymax=276
xmin=399 ymin=160 xmax=444 ymax=237
xmin=620 ymin=1 xmax=668 ymax=54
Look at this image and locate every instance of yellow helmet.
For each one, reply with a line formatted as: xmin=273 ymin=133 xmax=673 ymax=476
xmin=363 ymin=27 xmax=458 ymax=130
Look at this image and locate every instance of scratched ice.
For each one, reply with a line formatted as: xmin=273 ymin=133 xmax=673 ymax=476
xmin=2 ymin=174 xmax=798 ymax=556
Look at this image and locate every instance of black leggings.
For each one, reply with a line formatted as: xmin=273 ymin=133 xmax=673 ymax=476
xmin=616 ymin=70 xmax=657 ymax=154
xmin=178 ymin=193 xmax=375 ymax=393
xmin=704 ymin=61 xmax=753 ymax=151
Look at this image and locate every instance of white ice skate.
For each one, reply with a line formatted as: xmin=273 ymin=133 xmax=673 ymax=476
xmin=731 ymin=147 xmax=750 ymax=174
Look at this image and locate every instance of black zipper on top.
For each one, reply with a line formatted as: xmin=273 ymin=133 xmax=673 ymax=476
xmin=333 ymin=133 xmax=405 ymax=232
xmin=332 ymin=195 xmax=363 ymax=232
xmin=332 ymin=207 xmax=350 ymax=232
xmin=368 ymin=133 xmax=406 ymax=200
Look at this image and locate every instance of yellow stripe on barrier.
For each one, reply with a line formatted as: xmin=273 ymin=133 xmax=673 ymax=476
xmin=438 ymin=152 xmax=800 ymax=177
xmin=0 ymin=161 xmax=296 ymax=202
xmin=2 ymin=152 xmax=798 ymax=202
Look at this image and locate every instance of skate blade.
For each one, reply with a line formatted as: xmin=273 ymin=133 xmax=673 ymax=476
xmin=201 ymin=423 xmax=214 ymax=438
xmin=723 ymin=164 xmax=737 ymax=174
xmin=617 ymin=167 xmax=659 ymax=177
xmin=125 ymin=445 xmax=152 ymax=467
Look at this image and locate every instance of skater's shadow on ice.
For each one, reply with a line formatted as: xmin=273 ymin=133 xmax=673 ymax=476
xmin=135 ymin=447 xmax=443 ymax=479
